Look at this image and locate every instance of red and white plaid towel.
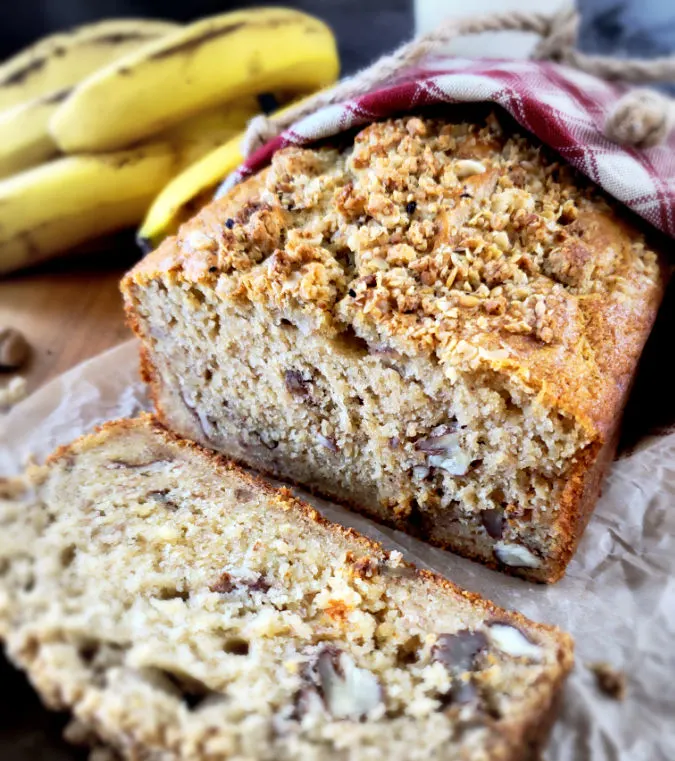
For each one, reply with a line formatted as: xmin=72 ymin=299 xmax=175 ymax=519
xmin=226 ymin=58 xmax=675 ymax=237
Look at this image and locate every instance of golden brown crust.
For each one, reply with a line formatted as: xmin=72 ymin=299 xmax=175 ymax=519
xmin=122 ymin=111 xmax=666 ymax=441
xmin=516 ymin=687 xmax=565 ymax=761
xmin=554 ymin=415 xmax=623 ymax=576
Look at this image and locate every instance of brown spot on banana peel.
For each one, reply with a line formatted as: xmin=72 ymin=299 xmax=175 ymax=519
xmin=105 ymin=149 xmax=156 ymax=170
xmin=0 ymin=32 xmax=164 ymax=88
xmin=0 ymin=59 xmax=47 ymax=87
xmin=40 ymin=87 xmax=72 ymax=105
xmin=94 ymin=32 xmax=166 ymax=46
xmin=148 ymin=16 xmax=319 ymax=61
xmin=149 ymin=22 xmax=249 ymax=60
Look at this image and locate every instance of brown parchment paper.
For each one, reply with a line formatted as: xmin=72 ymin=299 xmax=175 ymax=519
xmin=1 ymin=340 xmax=674 ymax=761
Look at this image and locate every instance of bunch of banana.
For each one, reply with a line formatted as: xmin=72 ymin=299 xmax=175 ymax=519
xmin=0 ymin=8 xmax=339 ymax=275
xmin=0 ymin=100 xmax=262 ymax=275
xmin=0 ymin=19 xmax=179 ymax=110
xmin=51 ymin=8 xmax=338 ymax=152
xmin=0 ymin=19 xmax=180 ymax=179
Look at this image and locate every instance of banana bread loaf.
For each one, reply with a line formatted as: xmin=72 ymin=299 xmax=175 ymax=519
xmin=123 ymin=109 xmax=666 ymax=583
xmin=0 ymin=416 xmax=573 ymax=761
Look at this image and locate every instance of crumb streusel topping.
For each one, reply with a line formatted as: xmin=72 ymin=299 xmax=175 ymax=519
xmin=138 ymin=110 xmax=664 ymax=434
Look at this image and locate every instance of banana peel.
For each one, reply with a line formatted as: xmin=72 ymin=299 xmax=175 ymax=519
xmin=51 ymin=8 xmax=338 ymax=153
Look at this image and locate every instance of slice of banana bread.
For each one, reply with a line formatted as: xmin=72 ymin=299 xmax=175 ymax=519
xmin=0 ymin=416 xmax=572 ymax=761
xmin=122 ymin=108 xmax=666 ymax=582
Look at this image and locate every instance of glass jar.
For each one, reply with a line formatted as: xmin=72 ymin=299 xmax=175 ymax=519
xmin=414 ymin=0 xmax=567 ymax=59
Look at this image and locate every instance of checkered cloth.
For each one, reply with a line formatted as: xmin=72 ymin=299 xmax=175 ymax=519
xmin=226 ymin=58 xmax=675 ymax=237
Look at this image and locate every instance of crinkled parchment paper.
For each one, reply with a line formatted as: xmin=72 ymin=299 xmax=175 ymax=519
xmin=1 ymin=340 xmax=674 ymax=761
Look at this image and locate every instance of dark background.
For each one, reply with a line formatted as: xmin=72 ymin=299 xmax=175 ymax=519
xmin=1 ymin=1 xmax=674 ymax=759
xmin=2 ymin=1 xmax=675 ymax=76
xmin=0 ymin=0 xmax=412 ymax=76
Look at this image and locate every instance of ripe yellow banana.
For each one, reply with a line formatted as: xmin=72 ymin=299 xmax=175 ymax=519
xmin=138 ymin=93 xmax=310 ymax=249
xmin=159 ymin=96 xmax=260 ymax=165
xmin=51 ymin=8 xmax=339 ymax=153
xmin=0 ymin=89 xmax=66 ymax=179
xmin=0 ymin=100 xmax=259 ymax=275
xmin=0 ymin=148 xmax=169 ymax=275
xmin=0 ymin=19 xmax=179 ymax=111
xmin=0 ymin=19 xmax=180 ymax=178
xmin=138 ymin=133 xmax=244 ymax=251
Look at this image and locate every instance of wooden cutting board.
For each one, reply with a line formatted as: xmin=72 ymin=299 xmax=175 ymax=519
xmin=0 ymin=237 xmax=141 ymax=395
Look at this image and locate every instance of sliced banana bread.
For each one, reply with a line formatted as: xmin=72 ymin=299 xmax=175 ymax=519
xmin=122 ymin=109 xmax=666 ymax=582
xmin=0 ymin=416 xmax=572 ymax=761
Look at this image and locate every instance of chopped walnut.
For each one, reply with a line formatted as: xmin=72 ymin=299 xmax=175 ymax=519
xmin=0 ymin=375 xmax=27 ymax=407
xmin=0 ymin=328 xmax=30 ymax=369
xmin=209 ymin=572 xmax=234 ymax=593
xmin=588 ymin=662 xmax=626 ymax=700
xmin=345 ymin=551 xmax=380 ymax=579
xmin=316 ymin=649 xmax=383 ymax=719
xmin=209 ymin=572 xmax=270 ymax=595
xmin=455 ymin=160 xmax=486 ymax=179
xmin=285 ymin=369 xmax=310 ymax=397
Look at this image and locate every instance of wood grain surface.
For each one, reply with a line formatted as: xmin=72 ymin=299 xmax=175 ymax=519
xmin=0 ymin=237 xmax=141 ymax=395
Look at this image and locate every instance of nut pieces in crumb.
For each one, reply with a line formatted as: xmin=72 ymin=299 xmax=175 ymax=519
xmin=345 ymin=551 xmax=380 ymax=579
xmin=415 ymin=425 xmax=472 ymax=476
xmin=432 ymin=630 xmax=488 ymax=674
xmin=317 ymin=649 xmax=382 ymax=720
xmin=0 ymin=327 xmax=30 ymax=369
xmin=454 ymin=160 xmax=486 ymax=179
xmin=486 ymin=623 xmax=543 ymax=661
xmin=481 ymin=508 xmax=505 ymax=539
xmin=494 ymin=541 xmax=541 ymax=569
xmin=432 ymin=630 xmax=488 ymax=707
xmin=316 ymin=433 xmax=338 ymax=452
xmin=284 ymin=369 xmax=311 ymax=397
